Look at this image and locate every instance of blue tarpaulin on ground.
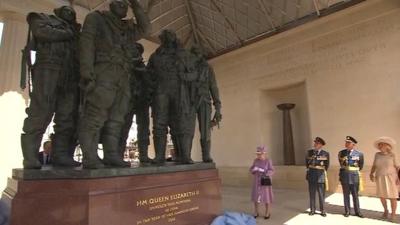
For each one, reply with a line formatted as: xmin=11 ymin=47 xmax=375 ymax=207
xmin=0 ymin=199 xmax=9 ymax=225
xmin=211 ymin=211 xmax=256 ymax=225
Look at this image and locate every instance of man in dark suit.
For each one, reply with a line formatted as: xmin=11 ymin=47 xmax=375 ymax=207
xmin=306 ymin=137 xmax=329 ymax=217
xmin=38 ymin=140 xmax=52 ymax=166
xmin=338 ymin=136 xmax=364 ymax=218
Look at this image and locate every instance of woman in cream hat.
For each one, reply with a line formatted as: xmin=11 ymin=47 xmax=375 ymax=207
xmin=369 ymin=136 xmax=399 ymax=222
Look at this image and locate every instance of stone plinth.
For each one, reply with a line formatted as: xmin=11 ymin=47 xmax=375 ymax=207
xmin=3 ymin=163 xmax=222 ymax=225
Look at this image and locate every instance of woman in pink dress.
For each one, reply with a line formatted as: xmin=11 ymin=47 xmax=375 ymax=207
xmin=250 ymin=146 xmax=274 ymax=220
xmin=369 ymin=137 xmax=399 ymax=222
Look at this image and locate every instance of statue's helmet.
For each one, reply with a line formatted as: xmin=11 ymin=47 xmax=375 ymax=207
xmin=54 ymin=6 xmax=76 ymax=23
xmin=190 ymin=44 xmax=206 ymax=57
xmin=159 ymin=29 xmax=178 ymax=47
xmin=110 ymin=0 xmax=129 ymax=19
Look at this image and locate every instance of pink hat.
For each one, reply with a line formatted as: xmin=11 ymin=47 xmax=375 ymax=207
xmin=256 ymin=146 xmax=266 ymax=154
xmin=374 ymin=136 xmax=396 ymax=150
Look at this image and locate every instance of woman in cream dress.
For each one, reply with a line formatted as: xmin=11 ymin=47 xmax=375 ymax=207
xmin=369 ymin=137 xmax=399 ymax=222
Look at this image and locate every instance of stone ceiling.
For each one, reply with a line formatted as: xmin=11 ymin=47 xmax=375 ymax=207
xmin=68 ymin=0 xmax=365 ymax=57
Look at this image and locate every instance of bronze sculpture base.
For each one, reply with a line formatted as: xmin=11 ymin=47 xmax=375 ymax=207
xmin=3 ymin=165 xmax=222 ymax=225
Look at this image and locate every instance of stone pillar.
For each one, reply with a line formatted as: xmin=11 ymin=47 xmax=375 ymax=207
xmin=277 ymin=103 xmax=296 ymax=165
xmin=0 ymin=12 xmax=28 ymax=99
xmin=0 ymin=12 xmax=30 ymax=192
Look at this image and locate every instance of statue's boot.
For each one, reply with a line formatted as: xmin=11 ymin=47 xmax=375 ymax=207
xmin=21 ymin=133 xmax=42 ymax=169
xmin=52 ymin=134 xmax=81 ymax=167
xmin=151 ymin=136 xmax=166 ymax=165
xmin=180 ymin=135 xmax=194 ymax=164
xmin=79 ymin=131 xmax=104 ymax=169
xmin=201 ymin=140 xmax=213 ymax=163
xmin=102 ymin=134 xmax=131 ymax=168
xmin=138 ymin=143 xmax=151 ymax=163
xmin=118 ymin=141 xmax=126 ymax=159
xmin=171 ymin=135 xmax=181 ymax=162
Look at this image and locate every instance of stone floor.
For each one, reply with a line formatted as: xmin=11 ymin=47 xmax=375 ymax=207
xmin=221 ymin=186 xmax=400 ymax=225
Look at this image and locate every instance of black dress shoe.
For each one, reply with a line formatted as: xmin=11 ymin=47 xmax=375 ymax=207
xmin=264 ymin=214 xmax=270 ymax=220
xmin=309 ymin=211 xmax=315 ymax=216
xmin=344 ymin=212 xmax=350 ymax=217
xmin=355 ymin=213 xmax=364 ymax=218
xmin=254 ymin=214 xmax=259 ymax=219
xmin=321 ymin=212 xmax=327 ymax=217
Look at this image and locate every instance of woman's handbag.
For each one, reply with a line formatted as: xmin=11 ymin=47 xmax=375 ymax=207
xmin=260 ymin=174 xmax=272 ymax=186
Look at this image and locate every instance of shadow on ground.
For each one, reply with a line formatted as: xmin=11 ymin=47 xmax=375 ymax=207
xmin=221 ymin=186 xmax=399 ymax=225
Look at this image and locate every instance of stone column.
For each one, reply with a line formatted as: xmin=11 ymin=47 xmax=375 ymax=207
xmin=277 ymin=103 xmax=296 ymax=165
xmin=0 ymin=12 xmax=30 ymax=191
xmin=0 ymin=12 xmax=28 ymax=99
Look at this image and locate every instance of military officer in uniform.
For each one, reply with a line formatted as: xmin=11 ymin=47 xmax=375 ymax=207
xmin=338 ymin=136 xmax=364 ymax=218
xmin=21 ymin=6 xmax=81 ymax=169
xmin=79 ymin=0 xmax=151 ymax=169
xmin=305 ymin=137 xmax=329 ymax=217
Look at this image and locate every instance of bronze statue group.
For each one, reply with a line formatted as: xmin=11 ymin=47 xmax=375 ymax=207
xmin=20 ymin=0 xmax=222 ymax=170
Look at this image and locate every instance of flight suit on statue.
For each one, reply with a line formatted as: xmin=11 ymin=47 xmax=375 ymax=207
xmin=147 ymin=30 xmax=197 ymax=165
xmin=79 ymin=0 xmax=151 ymax=169
xmin=191 ymin=46 xmax=222 ymax=163
xmin=119 ymin=43 xmax=152 ymax=163
xmin=21 ymin=6 xmax=81 ymax=169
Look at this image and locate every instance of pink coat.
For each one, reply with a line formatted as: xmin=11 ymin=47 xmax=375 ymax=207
xmin=250 ymin=158 xmax=274 ymax=203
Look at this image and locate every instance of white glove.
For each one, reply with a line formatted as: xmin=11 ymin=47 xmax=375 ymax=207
xmin=257 ymin=168 xmax=265 ymax=172
xmin=252 ymin=167 xmax=259 ymax=172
